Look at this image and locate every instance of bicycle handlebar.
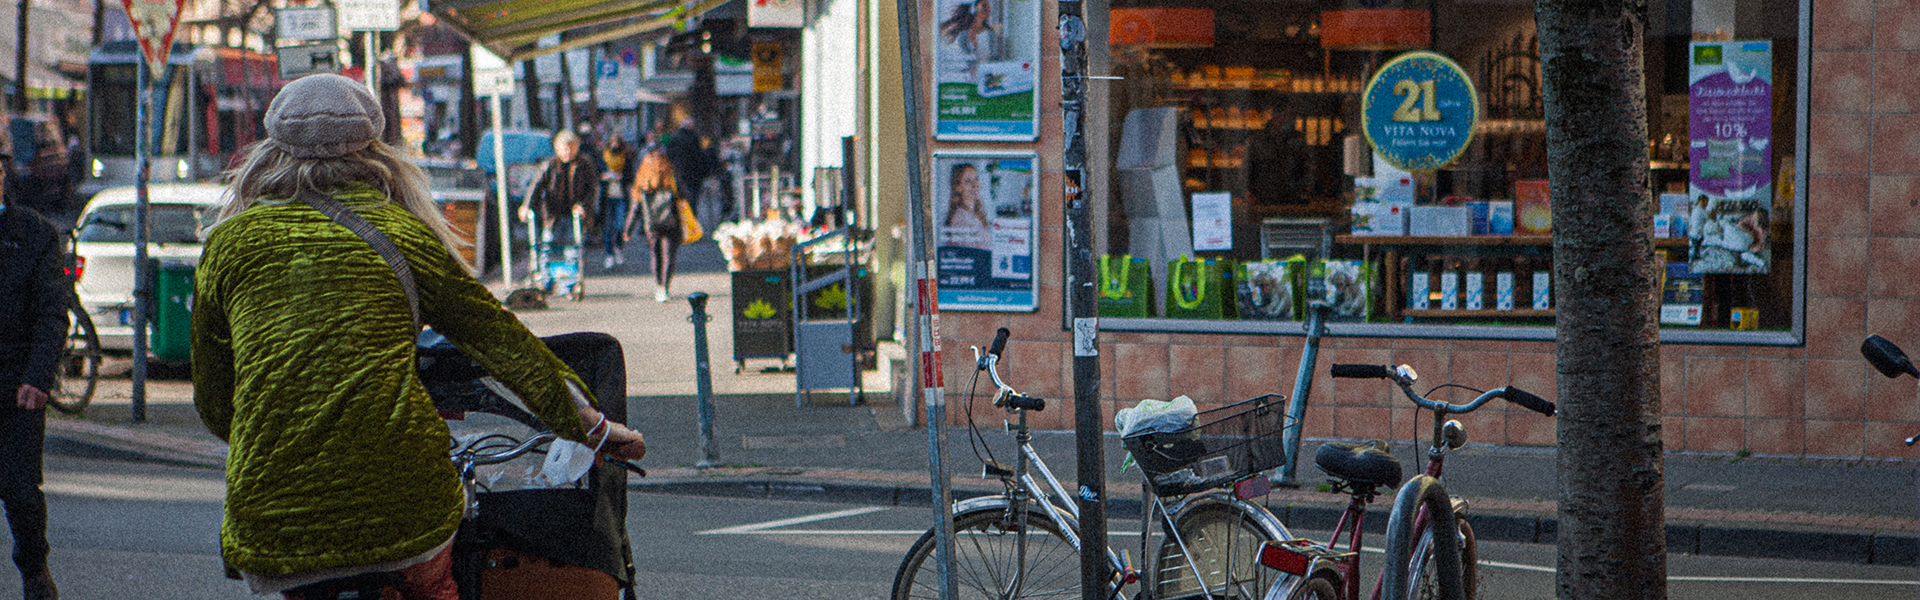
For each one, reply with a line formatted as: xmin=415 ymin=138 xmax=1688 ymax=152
xmin=988 ymin=327 xmax=1010 ymax=360
xmin=1330 ymin=363 xmax=1556 ymax=416
xmin=453 ymin=431 xmax=647 ymax=475
xmin=972 ymin=330 xmax=1043 ymax=412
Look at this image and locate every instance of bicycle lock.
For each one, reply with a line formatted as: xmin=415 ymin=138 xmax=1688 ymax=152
xmin=688 ymin=292 xmax=721 ymax=468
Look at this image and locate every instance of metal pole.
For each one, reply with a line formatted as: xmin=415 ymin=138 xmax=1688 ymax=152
xmin=363 ymin=32 xmax=378 ymax=97
xmin=894 ymin=0 xmax=955 ymax=597
xmin=1057 ymin=0 xmax=1109 ymax=596
xmin=688 ymin=292 xmax=721 ymax=467
xmin=1276 ymin=303 xmax=1331 ymax=487
xmin=13 ymin=0 xmax=29 ymax=113
xmin=490 ymin=94 xmax=512 ymax=288
xmin=130 ymin=61 xmax=152 ymax=423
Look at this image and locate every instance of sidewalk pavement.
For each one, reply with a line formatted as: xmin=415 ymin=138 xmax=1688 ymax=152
xmin=43 ymin=243 xmax=1920 ymax=567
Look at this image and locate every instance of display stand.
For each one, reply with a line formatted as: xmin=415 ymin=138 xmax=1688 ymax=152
xmin=790 ymin=226 xmax=870 ymax=406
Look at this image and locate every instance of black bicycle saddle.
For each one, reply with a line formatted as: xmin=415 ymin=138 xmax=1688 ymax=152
xmin=1314 ymin=440 xmax=1403 ymax=487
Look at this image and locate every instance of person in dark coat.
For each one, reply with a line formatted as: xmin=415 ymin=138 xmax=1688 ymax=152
xmin=662 ymin=119 xmax=716 ymax=221
xmin=523 ymin=131 xmax=603 ymax=253
xmin=1245 ymin=102 xmax=1310 ymax=205
xmin=598 ymin=135 xmax=637 ymax=269
xmin=0 ymin=153 xmax=67 ymax=600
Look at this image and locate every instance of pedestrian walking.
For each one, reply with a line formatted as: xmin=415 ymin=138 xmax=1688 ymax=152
xmin=662 ymin=116 xmax=717 ymax=226
xmin=523 ymin=130 xmax=603 ymax=254
xmin=627 ymin=138 xmax=683 ymax=303
xmin=0 ymin=153 xmax=65 ymax=600
xmin=599 ymin=135 xmax=637 ymax=270
xmin=191 ymin=74 xmax=646 ymax=600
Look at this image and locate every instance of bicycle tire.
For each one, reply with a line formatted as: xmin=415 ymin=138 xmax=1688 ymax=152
xmin=1282 ymin=575 xmax=1336 ymax=600
xmin=1382 ymin=476 xmax=1466 ymax=600
xmin=49 ymin=302 xmax=101 ymax=415
xmin=892 ymin=505 xmax=1087 ymax=600
xmin=1151 ymin=497 xmax=1285 ymax=600
xmin=1404 ymin=517 xmax=1476 ymax=600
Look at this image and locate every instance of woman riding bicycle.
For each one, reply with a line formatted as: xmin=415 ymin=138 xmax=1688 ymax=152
xmin=190 ymin=74 xmax=646 ymax=600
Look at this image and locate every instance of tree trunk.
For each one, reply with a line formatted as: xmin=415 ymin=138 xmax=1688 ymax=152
xmin=1534 ymin=0 xmax=1667 ymax=598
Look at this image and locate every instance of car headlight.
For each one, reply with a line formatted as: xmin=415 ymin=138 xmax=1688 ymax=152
xmin=91 ymin=159 xmax=104 ymax=178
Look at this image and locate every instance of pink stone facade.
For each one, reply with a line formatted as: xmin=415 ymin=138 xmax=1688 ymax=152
xmin=929 ymin=0 xmax=1920 ymax=459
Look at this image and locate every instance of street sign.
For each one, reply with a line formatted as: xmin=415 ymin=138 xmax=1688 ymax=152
xmin=275 ymin=7 xmax=336 ymax=41
xmin=337 ymin=0 xmax=400 ymax=32
xmin=475 ymin=67 xmax=515 ymax=96
xmin=278 ymin=43 xmax=341 ymax=78
xmin=1361 ymin=50 xmax=1480 ymax=172
xmin=120 ymin=0 xmax=187 ymax=76
xmin=752 ymin=43 xmax=784 ymax=92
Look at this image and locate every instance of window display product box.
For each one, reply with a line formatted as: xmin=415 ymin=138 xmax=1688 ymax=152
xmin=1350 ymin=201 xmax=1410 ymax=236
xmin=1407 ymin=271 xmax=1430 ymax=310
xmin=1531 ymin=271 xmax=1551 ymax=310
xmin=1495 ymin=271 xmax=1515 ymax=310
xmin=1409 ymin=206 xmax=1472 ymax=237
xmin=1466 ymin=201 xmax=1514 ymax=235
xmin=1660 ymin=262 xmax=1704 ymax=326
xmin=1514 ymin=180 xmax=1552 ymax=235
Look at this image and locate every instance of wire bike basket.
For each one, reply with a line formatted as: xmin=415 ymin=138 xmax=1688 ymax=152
xmin=1122 ymin=394 xmax=1291 ymax=497
xmin=1121 ymin=394 xmax=1290 ymax=496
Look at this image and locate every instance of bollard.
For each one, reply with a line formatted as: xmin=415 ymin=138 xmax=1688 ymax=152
xmin=688 ymin=292 xmax=721 ymax=468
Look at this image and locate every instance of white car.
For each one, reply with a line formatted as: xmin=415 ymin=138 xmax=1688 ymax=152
xmin=72 ymin=184 xmax=228 ymax=351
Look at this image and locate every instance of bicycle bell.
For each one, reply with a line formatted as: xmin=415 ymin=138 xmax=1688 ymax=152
xmin=1442 ymin=420 xmax=1468 ymax=449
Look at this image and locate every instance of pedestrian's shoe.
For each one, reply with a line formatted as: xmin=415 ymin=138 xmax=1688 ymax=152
xmin=654 ymin=288 xmax=670 ymax=303
xmin=614 ymin=247 xmax=626 ymax=265
xmin=604 ymin=255 xmax=617 ymax=270
xmin=22 ymin=567 xmax=56 ymax=600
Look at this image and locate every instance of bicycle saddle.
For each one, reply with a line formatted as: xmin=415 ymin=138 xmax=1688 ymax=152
xmin=1314 ymin=440 xmax=1402 ymax=487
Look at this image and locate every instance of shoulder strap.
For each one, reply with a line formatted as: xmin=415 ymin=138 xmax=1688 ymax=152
xmin=296 ymin=189 xmax=422 ymax=332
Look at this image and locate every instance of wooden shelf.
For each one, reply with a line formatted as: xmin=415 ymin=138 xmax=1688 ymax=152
xmin=1404 ymin=308 xmax=1555 ymax=318
xmin=1338 ymin=235 xmax=1689 ymax=248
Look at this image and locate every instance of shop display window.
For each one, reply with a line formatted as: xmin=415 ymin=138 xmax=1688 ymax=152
xmin=1097 ymin=0 xmax=1804 ymax=343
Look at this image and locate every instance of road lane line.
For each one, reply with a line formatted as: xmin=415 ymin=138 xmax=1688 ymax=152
xmin=698 ymin=506 xmax=892 ymax=535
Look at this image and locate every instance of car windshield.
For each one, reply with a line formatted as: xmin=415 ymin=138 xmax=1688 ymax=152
xmin=78 ymin=204 xmax=217 ymax=244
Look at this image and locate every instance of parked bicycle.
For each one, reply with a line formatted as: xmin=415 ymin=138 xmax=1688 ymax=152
xmin=1862 ymin=335 xmax=1920 ymax=445
xmin=49 ymin=225 xmax=101 ymax=415
xmin=1256 ymin=362 xmax=1556 ymax=600
xmin=891 ymin=328 xmax=1305 ymax=600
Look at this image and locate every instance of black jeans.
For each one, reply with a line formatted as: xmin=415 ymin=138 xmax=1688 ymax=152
xmin=0 ymin=400 xmax=47 ymax=575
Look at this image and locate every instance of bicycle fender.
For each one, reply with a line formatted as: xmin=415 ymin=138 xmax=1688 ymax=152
xmin=1381 ymin=475 xmax=1465 ymax=600
xmin=1166 ymin=491 xmax=1295 ymax=542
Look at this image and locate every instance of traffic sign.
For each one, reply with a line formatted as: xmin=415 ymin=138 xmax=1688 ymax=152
xmin=1361 ymin=51 xmax=1480 ymax=172
xmin=121 ymin=0 xmax=187 ymax=76
xmin=276 ymin=7 xmax=336 ymax=41
xmin=475 ymin=67 xmax=515 ymax=97
xmin=278 ymin=43 xmax=341 ymax=78
xmin=337 ymin=0 xmax=399 ymax=32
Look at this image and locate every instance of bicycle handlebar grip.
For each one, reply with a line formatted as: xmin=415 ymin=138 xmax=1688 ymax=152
xmin=1005 ymin=393 xmax=1046 ymax=411
xmin=1502 ymin=386 xmax=1557 ymax=416
xmin=1330 ymin=364 xmax=1392 ymax=379
xmin=988 ymin=327 xmax=1011 ymax=359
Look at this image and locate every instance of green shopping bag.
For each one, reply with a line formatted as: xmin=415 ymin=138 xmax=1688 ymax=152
xmin=1166 ymin=257 xmax=1233 ymax=320
xmin=1237 ymin=257 xmax=1302 ymax=321
xmin=1098 ymin=255 xmax=1154 ymax=317
xmin=1307 ymin=259 xmax=1376 ymax=322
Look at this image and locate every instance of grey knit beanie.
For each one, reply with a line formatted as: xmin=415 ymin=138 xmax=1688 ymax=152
xmin=263 ymin=74 xmax=384 ymax=158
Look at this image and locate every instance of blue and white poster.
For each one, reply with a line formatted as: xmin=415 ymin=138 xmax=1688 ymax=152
xmin=935 ymin=152 xmax=1037 ymax=311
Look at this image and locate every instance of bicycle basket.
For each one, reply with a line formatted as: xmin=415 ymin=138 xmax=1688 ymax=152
xmin=1121 ymin=394 xmax=1290 ymax=497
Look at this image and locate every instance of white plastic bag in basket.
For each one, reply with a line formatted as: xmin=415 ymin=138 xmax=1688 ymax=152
xmin=1116 ymin=395 xmax=1197 ymax=472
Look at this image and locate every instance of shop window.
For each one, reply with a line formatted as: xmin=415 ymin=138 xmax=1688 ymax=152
xmin=1097 ymin=0 xmax=1805 ymax=344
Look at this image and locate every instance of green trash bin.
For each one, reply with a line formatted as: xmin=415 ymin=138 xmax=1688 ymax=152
xmin=151 ymin=261 xmax=195 ymax=363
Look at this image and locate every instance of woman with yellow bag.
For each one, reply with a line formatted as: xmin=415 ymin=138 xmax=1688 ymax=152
xmin=626 ymin=137 xmax=694 ymax=302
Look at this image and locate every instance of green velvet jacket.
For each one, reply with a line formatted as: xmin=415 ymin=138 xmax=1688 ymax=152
xmin=192 ymin=183 xmax=593 ymax=576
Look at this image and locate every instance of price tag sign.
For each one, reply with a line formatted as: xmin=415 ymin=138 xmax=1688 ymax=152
xmin=275 ymin=7 xmax=335 ymax=41
xmin=474 ymin=67 xmax=515 ymax=97
xmin=1361 ymin=51 xmax=1480 ymax=172
xmin=336 ymin=0 xmax=399 ymax=32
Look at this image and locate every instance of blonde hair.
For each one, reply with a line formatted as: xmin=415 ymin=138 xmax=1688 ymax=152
xmin=215 ymin=139 xmax=470 ymax=269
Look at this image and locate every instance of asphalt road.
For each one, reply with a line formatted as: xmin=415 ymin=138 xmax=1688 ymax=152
xmin=6 ymin=454 xmax=1917 ymax=599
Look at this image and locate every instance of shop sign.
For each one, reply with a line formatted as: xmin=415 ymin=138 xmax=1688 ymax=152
xmin=336 ymin=0 xmax=399 ymax=32
xmin=275 ymin=7 xmax=336 ymax=42
xmin=934 ymin=151 xmax=1039 ymax=311
xmin=1361 ymin=50 xmax=1479 ymax=172
xmin=752 ymin=43 xmax=785 ymax=92
xmin=933 ymin=0 xmax=1040 ymax=141
xmin=749 ymin=0 xmax=805 ymax=28
xmin=1686 ymin=40 xmax=1773 ymax=275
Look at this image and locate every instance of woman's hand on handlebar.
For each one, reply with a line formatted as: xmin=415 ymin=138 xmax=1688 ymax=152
xmin=579 ymin=407 xmax=648 ymax=461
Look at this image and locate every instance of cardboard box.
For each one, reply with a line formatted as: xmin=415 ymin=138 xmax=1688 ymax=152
xmin=1464 ymin=271 xmax=1484 ymax=310
xmin=1466 ymin=201 xmax=1516 ymax=236
xmin=1407 ymin=271 xmax=1430 ymax=310
xmin=1409 ymin=206 xmax=1472 ymax=237
xmin=1531 ymin=271 xmax=1551 ymax=310
xmin=1495 ymin=272 xmax=1515 ymax=310
xmin=1350 ymin=201 xmax=1410 ymax=236
xmin=1514 ymin=180 xmax=1551 ymax=235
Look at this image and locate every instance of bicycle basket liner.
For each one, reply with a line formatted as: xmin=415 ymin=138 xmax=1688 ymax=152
xmin=1121 ymin=394 xmax=1289 ymax=496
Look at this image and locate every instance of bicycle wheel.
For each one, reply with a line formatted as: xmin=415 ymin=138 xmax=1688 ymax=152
xmin=1404 ymin=517 xmax=1477 ymax=600
xmin=892 ymin=505 xmax=1085 ymax=600
xmin=1284 ymin=575 xmax=1337 ymax=600
xmin=48 ymin=303 xmax=101 ymax=415
xmin=1151 ymin=498 xmax=1284 ymax=600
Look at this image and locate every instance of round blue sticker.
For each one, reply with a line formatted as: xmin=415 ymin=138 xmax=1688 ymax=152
xmin=1362 ymin=51 xmax=1480 ymax=172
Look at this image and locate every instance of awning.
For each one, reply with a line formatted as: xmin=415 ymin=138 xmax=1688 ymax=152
xmin=429 ymin=0 xmax=732 ymax=63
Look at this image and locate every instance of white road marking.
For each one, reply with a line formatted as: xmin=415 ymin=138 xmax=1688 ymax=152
xmin=698 ymin=506 xmax=892 ymax=535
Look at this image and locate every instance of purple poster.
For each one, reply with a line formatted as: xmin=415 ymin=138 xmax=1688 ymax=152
xmin=1687 ymin=40 xmax=1773 ymax=274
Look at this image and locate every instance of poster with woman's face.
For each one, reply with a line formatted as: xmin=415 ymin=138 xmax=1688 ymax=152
xmin=935 ymin=152 xmax=1037 ymax=311
xmin=933 ymin=0 xmax=1039 ymax=141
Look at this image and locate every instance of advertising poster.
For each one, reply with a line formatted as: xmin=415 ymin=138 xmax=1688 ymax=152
xmin=933 ymin=0 xmax=1039 ymax=140
xmin=935 ymin=152 xmax=1038 ymax=311
xmin=1191 ymin=191 xmax=1232 ymax=251
xmin=1687 ymin=40 xmax=1773 ymax=274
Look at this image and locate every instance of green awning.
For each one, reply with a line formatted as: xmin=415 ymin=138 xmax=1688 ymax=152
xmin=431 ymin=0 xmax=730 ymax=62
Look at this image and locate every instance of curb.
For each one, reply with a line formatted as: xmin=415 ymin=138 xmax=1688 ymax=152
xmin=44 ymin=418 xmax=227 ymax=469
xmin=629 ymin=475 xmax=1920 ymax=566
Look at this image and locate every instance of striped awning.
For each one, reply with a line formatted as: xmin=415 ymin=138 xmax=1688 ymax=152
xmin=429 ymin=0 xmax=731 ymax=62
